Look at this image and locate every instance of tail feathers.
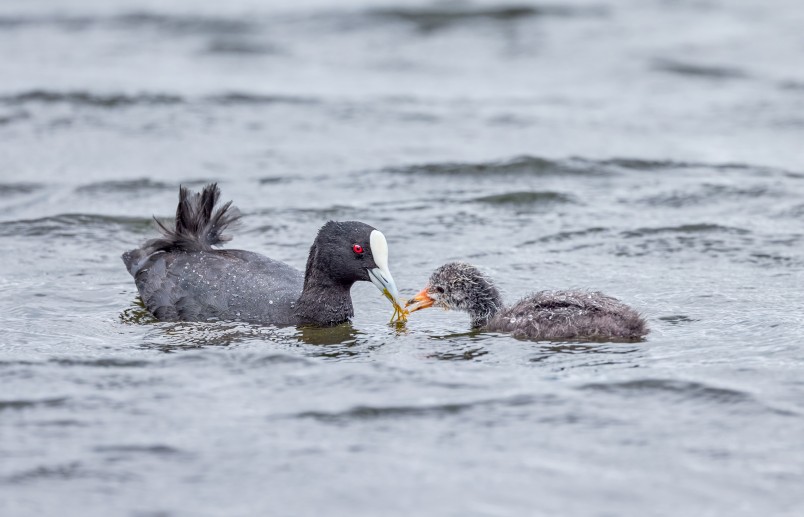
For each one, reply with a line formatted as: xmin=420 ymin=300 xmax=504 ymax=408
xmin=122 ymin=248 xmax=149 ymax=276
xmin=146 ymin=183 xmax=241 ymax=254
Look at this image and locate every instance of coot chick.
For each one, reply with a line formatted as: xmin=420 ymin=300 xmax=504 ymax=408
xmin=406 ymin=262 xmax=648 ymax=341
xmin=123 ymin=184 xmax=405 ymax=326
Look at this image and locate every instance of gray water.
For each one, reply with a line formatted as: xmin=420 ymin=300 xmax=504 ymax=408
xmin=2 ymin=0 xmax=804 ymax=515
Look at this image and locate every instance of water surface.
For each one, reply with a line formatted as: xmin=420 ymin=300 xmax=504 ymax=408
xmin=1 ymin=1 xmax=803 ymax=516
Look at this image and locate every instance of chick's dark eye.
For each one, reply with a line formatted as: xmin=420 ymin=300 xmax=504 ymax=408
xmin=352 ymin=244 xmax=364 ymax=254
xmin=433 ymin=286 xmax=445 ymax=294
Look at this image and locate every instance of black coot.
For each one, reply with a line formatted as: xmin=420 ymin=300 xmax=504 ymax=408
xmin=123 ymin=184 xmax=404 ymax=326
xmin=406 ymin=262 xmax=648 ymax=341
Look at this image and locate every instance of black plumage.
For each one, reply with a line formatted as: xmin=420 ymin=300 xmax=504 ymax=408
xmin=123 ymin=184 xmax=402 ymax=326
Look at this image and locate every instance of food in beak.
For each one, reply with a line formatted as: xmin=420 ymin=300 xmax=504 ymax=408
xmin=405 ymin=287 xmax=434 ymax=313
xmin=390 ymin=301 xmax=408 ymax=323
xmin=366 ymin=230 xmax=407 ymax=322
xmin=368 ymin=267 xmax=408 ymax=322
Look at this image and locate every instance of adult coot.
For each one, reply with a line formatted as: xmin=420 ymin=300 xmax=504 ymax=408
xmin=406 ymin=262 xmax=648 ymax=341
xmin=123 ymin=184 xmax=405 ymax=326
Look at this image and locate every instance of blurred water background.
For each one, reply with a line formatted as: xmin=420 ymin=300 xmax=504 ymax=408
xmin=1 ymin=0 xmax=803 ymax=515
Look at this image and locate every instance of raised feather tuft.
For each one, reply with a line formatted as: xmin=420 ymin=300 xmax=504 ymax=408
xmin=145 ymin=183 xmax=241 ymax=254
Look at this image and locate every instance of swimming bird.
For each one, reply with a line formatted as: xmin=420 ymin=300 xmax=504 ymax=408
xmin=122 ymin=184 xmax=405 ymax=326
xmin=405 ymin=262 xmax=648 ymax=341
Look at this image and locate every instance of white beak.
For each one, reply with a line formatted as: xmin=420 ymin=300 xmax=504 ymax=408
xmin=367 ymin=230 xmax=405 ymax=309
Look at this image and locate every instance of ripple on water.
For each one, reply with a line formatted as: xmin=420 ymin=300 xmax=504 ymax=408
xmin=0 ymin=12 xmax=257 ymax=35
xmin=519 ymin=227 xmax=609 ymax=246
xmin=614 ymin=223 xmax=758 ymax=259
xmin=292 ymin=394 xmax=540 ymax=423
xmin=621 ymin=224 xmax=751 ymax=238
xmin=206 ymin=92 xmax=317 ymax=106
xmin=92 ymin=444 xmax=188 ymax=457
xmin=0 ymin=6 xmax=604 ymax=40
xmin=578 ymin=379 xmax=796 ymax=416
xmin=0 ymin=214 xmax=154 ymax=239
xmin=653 ymin=59 xmax=750 ymax=80
xmin=366 ymin=4 xmax=604 ymax=32
xmin=204 ymin=38 xmax=281 ymax=56
xmin=0 ymin=109 xmax=30 ymax=126
xmin=0 ymin=397 xmax=69 ymax=412
xmin=387 ymin=156 xmax=797 ymax=180
xmin=657 ymin=315 xmax=699 ymax=326
xmin=638 ymin=184 xmax=778 ymax=208
xmin=4 ymin=462 xmax=135 ymax=484
xmin=0 ymin=90 xmax=184 ymax=108
xmin=0 ymin=89 xmax=320 ymax=111
xmin=383 ymin=156 xmax=614 ymax=177
xmin=74 ymin=178 xmax=173 ymax=195
xmin=47 ymin=357 xmax=152 ymax=368
xmin=471 ymin=191 xmax=574 ymax=206
xmin=131 ymin=320 xmax=306 ymax=352
xmin=427 ymin=346 xmax=490 ymax=361
xmin=0 ymin=182 xmax=43 ymax=196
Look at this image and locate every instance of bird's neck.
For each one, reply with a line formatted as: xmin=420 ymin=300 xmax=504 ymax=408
xmin=466 ymin=284 xmax=504 ymax=329
xmin=294 ymin=254 xmax=354 ymax=326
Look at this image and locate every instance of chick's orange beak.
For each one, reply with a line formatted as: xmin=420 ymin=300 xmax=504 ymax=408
xmin=405 ymin=287 xmax=435 ymax=313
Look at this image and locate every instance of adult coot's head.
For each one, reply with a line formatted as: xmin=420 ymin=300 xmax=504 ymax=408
xmin=405 ymin=262 xmax=502 ymax=322
xmin=305 ymin=221 xmax=404 ymax=309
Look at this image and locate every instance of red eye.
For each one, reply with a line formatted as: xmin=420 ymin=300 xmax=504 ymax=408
xmin=352 ymin=244 xmax=364 ymax=254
